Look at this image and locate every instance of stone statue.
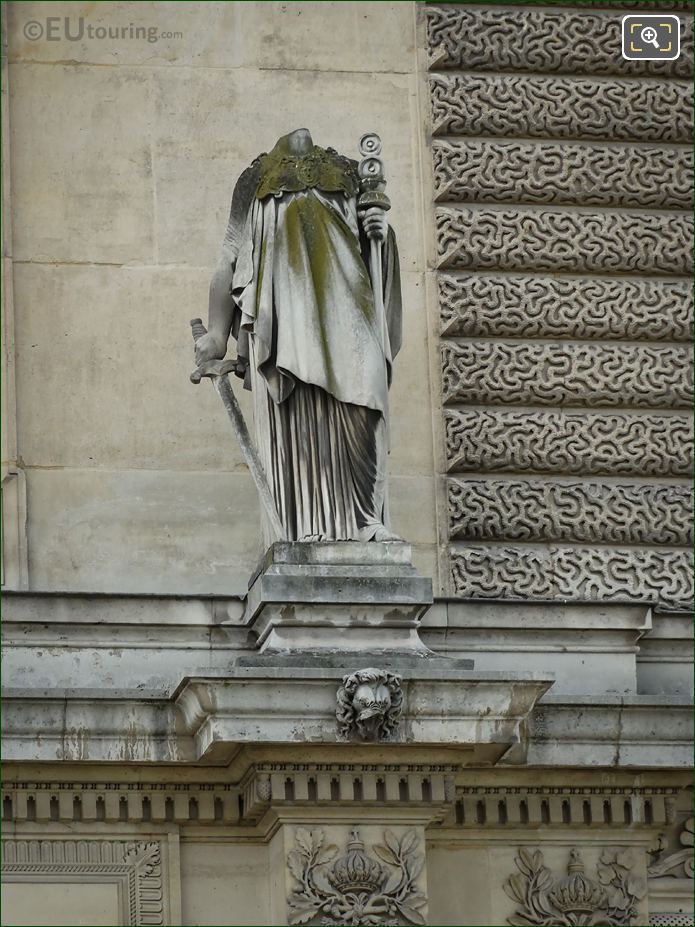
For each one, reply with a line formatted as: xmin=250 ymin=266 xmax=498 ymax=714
xmin=194 ymin=128 xmax=402 ymax=544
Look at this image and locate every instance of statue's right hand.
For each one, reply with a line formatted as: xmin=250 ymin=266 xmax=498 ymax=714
xmin=194 ymin=332 xmax=227 ymax=365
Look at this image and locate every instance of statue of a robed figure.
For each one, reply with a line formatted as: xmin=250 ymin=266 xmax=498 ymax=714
xmin=193 ymin=128 xmax=403 ymax=545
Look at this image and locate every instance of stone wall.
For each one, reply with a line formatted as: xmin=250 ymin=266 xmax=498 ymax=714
xmin=426 ymin=2 xmax=694 ymax=612
xmin=2 ymin=760 xmax=693 ymax=925
xmin=4 ymin=0 xmax=692 ymax=608
xmin=2 ymin=0 xmax=438 ymax=596
xmin=2 ymin=582 xmax=693 ymax=925
xmin=1 ymin=3 xmax=693 ymax=926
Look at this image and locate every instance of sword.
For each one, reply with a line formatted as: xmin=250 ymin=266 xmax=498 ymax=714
xmin=358 ymin=133 xmax=390 ymax=350
xmin=189 ymin=318 xmax=286 ymax=541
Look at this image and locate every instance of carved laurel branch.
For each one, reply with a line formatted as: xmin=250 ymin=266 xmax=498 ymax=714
xmin=286 ymin=827 xmax=426 ymax=926
xmin=504 ymin=847 xmax=646 ymax=927
xmin=648 ymin=817 xmax=695 ymax=880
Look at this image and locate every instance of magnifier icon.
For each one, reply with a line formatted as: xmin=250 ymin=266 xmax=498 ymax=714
xmin=641 ymin=26 xmax=661 ymax=49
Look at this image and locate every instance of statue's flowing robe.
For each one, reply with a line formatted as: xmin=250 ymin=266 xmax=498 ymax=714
xmin=222 ymin=155 xmax=402 ymax=543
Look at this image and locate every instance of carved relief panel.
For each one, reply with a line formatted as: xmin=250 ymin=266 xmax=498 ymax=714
xmin=284 ymin=825 xmax=428 ymax=926
xmin=426 ymin=2 xmax=695 ymax=610
xmin=1 ymin=839 xmax=171 ymax=925
xmin=504 ymin=846 xmax=648 ymax=926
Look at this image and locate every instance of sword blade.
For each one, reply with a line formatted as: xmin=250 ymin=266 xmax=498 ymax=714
xmin=212 ymin=373 xmax=286 ymax=542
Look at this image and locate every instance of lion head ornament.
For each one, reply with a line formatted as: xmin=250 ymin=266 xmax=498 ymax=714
xmin=336 ymin=668 xmax=403 ymax=742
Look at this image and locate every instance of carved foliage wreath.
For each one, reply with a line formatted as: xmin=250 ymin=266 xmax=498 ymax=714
xmin=287 ymin=827 xmax=426 ymax=926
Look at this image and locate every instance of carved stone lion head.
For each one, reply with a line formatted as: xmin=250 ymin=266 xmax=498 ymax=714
xmin=336 ymin=668 xmax=403 ymax=742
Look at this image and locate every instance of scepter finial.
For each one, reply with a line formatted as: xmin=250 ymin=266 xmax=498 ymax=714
xmin=357 ymin=132 xmax=390 ymax=211
xmin=359 ymin=133 xmax=382 ymax=157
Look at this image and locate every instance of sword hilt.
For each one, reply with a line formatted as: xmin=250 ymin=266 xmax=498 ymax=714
xmin=190 ymin=318 xmax=207 ymax=341
xmin=189 ymin=318 xmax=237 ymax=384
xmin=190 ymin=319 xmax=208 ymax=384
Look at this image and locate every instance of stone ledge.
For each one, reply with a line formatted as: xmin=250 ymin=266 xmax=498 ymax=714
xmin=638 ymin=612 xmax=694 ymax=698
xmin=1 ymin=694 xmax=190 ymax=763
xmin=421 ymin=601 xmax=652 ymax=696
xmin=1 ymin=589 xmax=246 ymax=624
xmin=1 ymin=667 xmax=553 ymax=766
xmin=3 ymin=687 xmax=691 ymax=771
xmin=3 ymin=594 xmax=691 ymax=699
xmin=175 ymin=668 xmax=552 ymax=763
xmin=525 ymin=696 xmax=694 ymax=768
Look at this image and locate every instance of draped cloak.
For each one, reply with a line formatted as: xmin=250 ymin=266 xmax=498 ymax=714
xmin=221 ymin=146 xmax=402 ymax=543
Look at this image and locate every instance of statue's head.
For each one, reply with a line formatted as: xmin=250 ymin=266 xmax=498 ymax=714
xmin=336 ymin=668 xmax=403 ymax=742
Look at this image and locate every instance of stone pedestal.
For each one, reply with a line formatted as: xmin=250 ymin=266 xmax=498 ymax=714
xmin=245 ymin=541 xmax=433 ymax=653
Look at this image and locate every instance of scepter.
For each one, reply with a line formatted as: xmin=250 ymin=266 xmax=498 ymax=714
xmin=358 ymin=133 xmax=390 ymax=347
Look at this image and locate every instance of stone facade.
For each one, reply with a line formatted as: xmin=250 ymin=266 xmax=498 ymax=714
xmin=2 ymin=2 xmax=693 ymax=926
xmin=427 ymin=2 xmax=694 ymax=613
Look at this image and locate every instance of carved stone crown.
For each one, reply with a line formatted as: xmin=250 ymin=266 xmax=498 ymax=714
xmin=549 ymin=849 xmax=606 ymax=915
xmin=327 ymin=829 xmax=385 ymax=895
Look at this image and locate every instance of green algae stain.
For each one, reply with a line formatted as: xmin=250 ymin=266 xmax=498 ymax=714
xmin=283 ymin=193 xmax=380 ymax=392
xmin=256 ymin=232 xmax=268 ymax=312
